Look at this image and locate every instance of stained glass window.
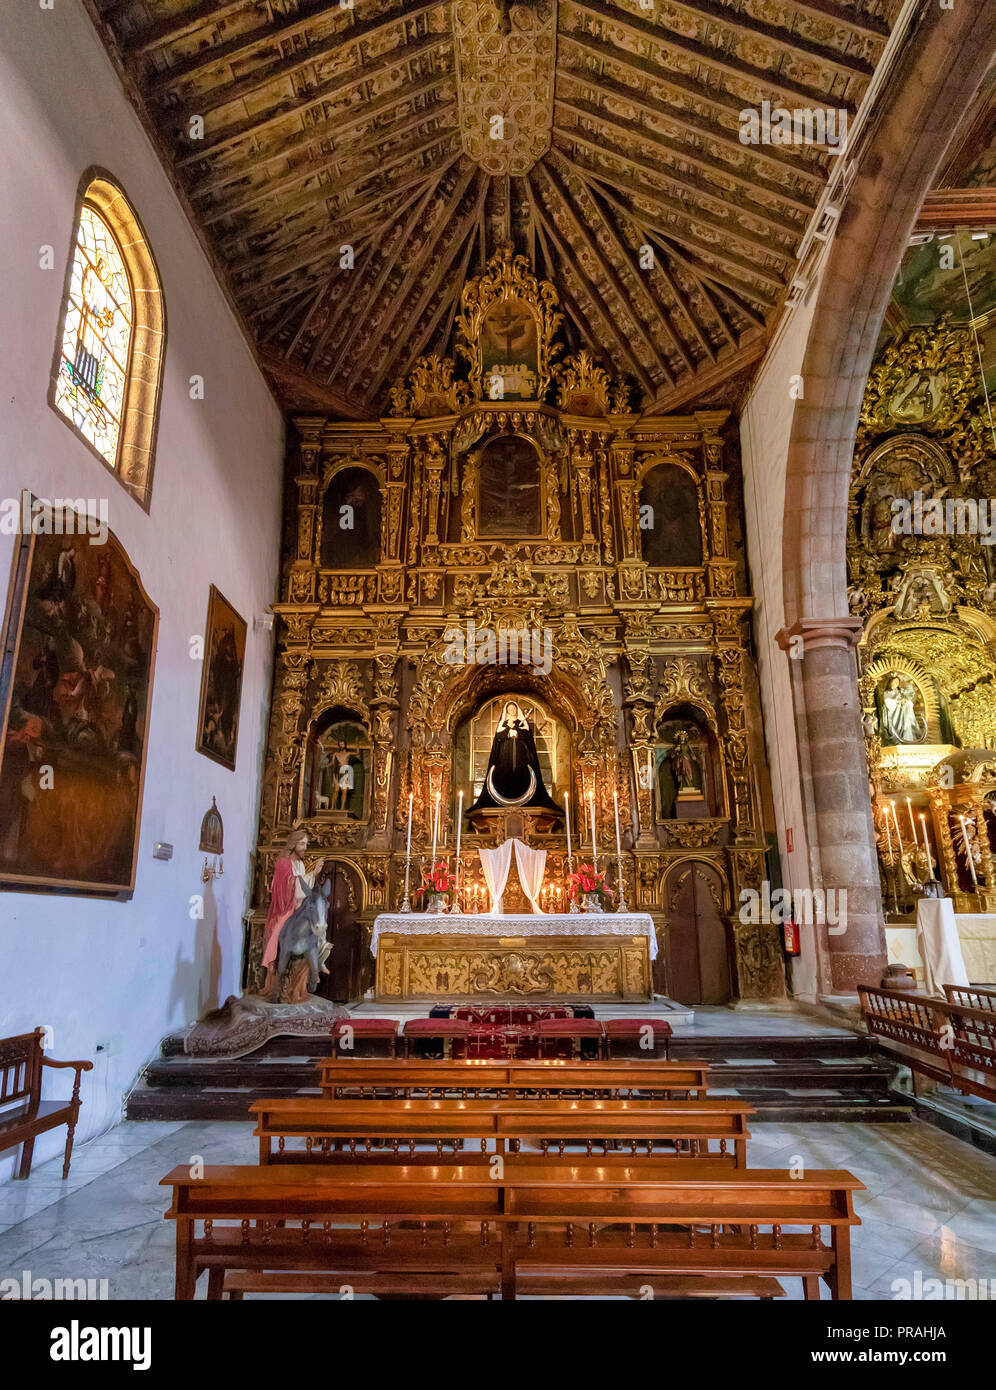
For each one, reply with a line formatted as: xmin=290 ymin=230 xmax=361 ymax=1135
xmin=54 ymin=204 xmax=134 ymax=468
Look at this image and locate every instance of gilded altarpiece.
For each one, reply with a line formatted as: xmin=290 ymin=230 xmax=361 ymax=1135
xmin=251 ymin=250 xmax=783 ymax=1002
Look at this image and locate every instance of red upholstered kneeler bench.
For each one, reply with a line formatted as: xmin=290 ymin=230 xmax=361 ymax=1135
xmin=535 ymin=1018 xmax=605 ymax=1060
xmin=603 ymin=1018 xmax=672 ymax=1059
xmin=331 ymin=1019 xmax=398 ymax=1058
xmin=402 ymin=1018 xmax=471 ymax=1059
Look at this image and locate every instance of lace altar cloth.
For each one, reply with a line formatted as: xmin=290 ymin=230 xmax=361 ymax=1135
xmin=371 ymin=912 xmax=657 ymax=960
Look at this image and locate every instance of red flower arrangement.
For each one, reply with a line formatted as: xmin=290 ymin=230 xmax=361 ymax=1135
xmin=567 ymin=863 xmax=614 ymax=905
xmin=414 ymin=860 xmax=456 ymax=899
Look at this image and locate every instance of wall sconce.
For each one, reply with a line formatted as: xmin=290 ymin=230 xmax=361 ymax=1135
xmin=199 ymin=796 xmax=224 ymax=883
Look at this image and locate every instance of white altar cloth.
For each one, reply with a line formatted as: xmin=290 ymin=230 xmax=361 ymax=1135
xmin=371 ymin=912 xmax=658 ymax=960
xmin=916 ymin=899 xmax=969 ymax=994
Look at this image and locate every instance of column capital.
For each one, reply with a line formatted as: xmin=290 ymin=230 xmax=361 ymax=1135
xmin=775 ymin=616 xmax=863 ymax=653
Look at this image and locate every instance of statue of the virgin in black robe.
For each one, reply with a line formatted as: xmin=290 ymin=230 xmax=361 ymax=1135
xmin=469 ymin=700 xmax=562 ymax=814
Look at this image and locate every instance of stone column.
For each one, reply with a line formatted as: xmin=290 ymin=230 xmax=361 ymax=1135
xmin=777 ymin=617 xmax=886 ymax=992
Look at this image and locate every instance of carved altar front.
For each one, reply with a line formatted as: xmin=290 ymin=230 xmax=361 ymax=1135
xmin=371 ymin=913 xmax=655 ymax=1002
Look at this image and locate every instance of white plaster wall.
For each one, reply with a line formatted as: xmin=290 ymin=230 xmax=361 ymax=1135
xmin=739 ymin=268 xmax=826 ymax=999
xmin=0 ymin=4 xmax=284 ymax=1173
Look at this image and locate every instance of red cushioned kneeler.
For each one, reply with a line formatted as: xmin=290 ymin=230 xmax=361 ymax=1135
xmin=535 ymin=1018 xmax=605 ymax=1060
xmin=331 ymin=1018 xmax=399 ymax=1058
xmin=603 ymin=1017 xmax=672 ymax=1059
xmin=402 ymin=1018 xmax=471 ymax=1059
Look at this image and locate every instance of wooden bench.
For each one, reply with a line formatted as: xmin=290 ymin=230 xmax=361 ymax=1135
xmin=161 ymin=1159 xmax=862 ymax=1300
xmin=316 ymin=1058 xmax=710 ymax=1101
xmin=250 ymin=1096 xmax=752 ymax=1167
xmin=0 ymin=1029 xmax=92 ymax=1180
xmin=859 ymin=983 xmax=996 ymax=1102
xmin=943 ymin=983 xmax=996 ymax=1014
xmin=220 ymin=1270 xmax=785 ymax=1300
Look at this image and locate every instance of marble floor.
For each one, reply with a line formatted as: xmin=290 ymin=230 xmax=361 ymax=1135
xmin=1 ymin=1115 xmax=994 ymax=1300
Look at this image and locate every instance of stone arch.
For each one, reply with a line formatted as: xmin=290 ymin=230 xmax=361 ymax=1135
xmin=49 ymin=168 xmax=166 ymax=509
xmin=775 ymin=1 xmax=996 ymax=992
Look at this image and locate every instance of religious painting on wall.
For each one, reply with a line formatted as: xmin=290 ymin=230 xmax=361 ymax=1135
xmin=320 ymin=466 xmax=381 ymax=569
xmin=480 ymin=296 xmax=539 ymax=400
xmin=308 ymin=718 xmax=369 ymax=820
xmin=639 ymin=463 xmax=702 ymax=568
xmin=655 ymin=720 xmax=708 ymax=820
xmin=477 ymin=435 xmax=542 ymax=537
xmin=195 ymin=586 xmax=246 ymax=772
xmin=0 ymin=498 xmax=158 ymax=894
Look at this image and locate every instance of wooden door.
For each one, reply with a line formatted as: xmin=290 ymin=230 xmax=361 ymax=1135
xmin=317 ymin=862 xmax=363 ymax=1003
xmin=663 ymin=861 xmax=731 ymax=1005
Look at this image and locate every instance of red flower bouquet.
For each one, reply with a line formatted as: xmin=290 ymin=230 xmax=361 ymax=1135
xmin=414 ymin=860 xmax=456 ymax=901
xmin=567 ymin=863 xmax=614 ymax=909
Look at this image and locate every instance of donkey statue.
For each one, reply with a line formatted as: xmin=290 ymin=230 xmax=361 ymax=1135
xmin=276 ymin=878 xmax=332 ymax=1004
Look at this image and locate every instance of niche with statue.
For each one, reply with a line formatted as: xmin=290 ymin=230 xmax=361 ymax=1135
xmin=301 ymin=711 xmax=370 ymax=820
xmin=654 ymin=715 xmax=716 ymax=820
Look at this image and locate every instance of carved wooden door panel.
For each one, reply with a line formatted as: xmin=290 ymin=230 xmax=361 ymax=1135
xmin=664 ymin=862 xmax=731 ymax=1005
xmin=318 ymin=862 xmax=362 ymax=1003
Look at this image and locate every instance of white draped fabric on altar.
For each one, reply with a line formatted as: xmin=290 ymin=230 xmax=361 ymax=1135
xmin=478 ymin=838 xmax=547 ymax=914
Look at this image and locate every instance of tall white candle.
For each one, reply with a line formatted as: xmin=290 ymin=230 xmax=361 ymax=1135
xmin=613 ymin=789 xmax=623 ymax=860
xmin=890 ymin=802 xmax=904 ymax=856
xmin=431 ymin=790 xmax=440 ymax=865
xmin=919 ymin=814 xmax=934 ymax=879
xmin=588 ymin=788 xmax=598 ymax=871
xmin=564 ymin=792 xmax=572 ymax=861
xmin=883 ymin=809 xmax=893 ymax=861
xmin=960 ymin=814 xmax=979 ymax=887
xmin=906 ymin=797 xmax=918 ymax=849
xmin=403 ymin=791 xmax=414 ymax=903
xmin=454 ymin=790 xmax=463 ymax=900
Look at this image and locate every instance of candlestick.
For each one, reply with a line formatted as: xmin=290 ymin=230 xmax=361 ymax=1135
xmin=431 ymin=790 xmax=440 ymax=866
xmin=588 ymin=788 xmax=598 ymax=872
xmin=564 ymin=791 xmax=580 ymax=914
xmin=906 ymin=797 xmax=918 ymax=849
xmin=612 ymin=788 xmax=628 ymax=911
xmin=450 ymin=790 xmax=463 ymax=914
xmin=919 ymin=813 xmax=935 ymax=881
xmin=882 ymin=810 xmax=899 ymax=914
xmin=959 ymin=814 xmax=979 ymax=888
xmin=400 ymin=792 xmax=414 ymax=912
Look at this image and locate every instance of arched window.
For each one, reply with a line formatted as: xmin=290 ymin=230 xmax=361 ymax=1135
xmin=51 ymin=172 xmax=165 ymax=508
xmin=639 ymin=462 xmax=702 ymax=567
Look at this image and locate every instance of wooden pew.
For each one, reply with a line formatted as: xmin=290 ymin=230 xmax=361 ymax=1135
xmin=161 ymin=1159 xmax=863 ymax=1300
xmin=859 ymin=983 xmax=996 ymax=1101
xmin=250 ymin=1096 xmax=752 ymax=1167
xmin=316 ymin=1058 xmax=710 ymax=1101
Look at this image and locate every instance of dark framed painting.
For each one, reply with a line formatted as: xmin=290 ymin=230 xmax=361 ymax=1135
xmin=0 ymin=496 xmax=158 ymax=896
xmin=195 ymin=585 xmax=246 ymax=772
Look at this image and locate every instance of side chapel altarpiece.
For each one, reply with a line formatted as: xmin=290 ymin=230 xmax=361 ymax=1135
xmin=250 ymin=249 xmax=782 ymax=1003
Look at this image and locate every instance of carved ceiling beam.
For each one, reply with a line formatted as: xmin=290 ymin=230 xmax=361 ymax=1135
xmin=259 ymin=285 xmax=321 ymax=349
xmin=565 ymin=0 xmax=860 ymax=114
xmin=216 ymin=127 xmax=458 ymax=251
xmin=146 ymin=0 xmax=442 ymax=108
xmin=554 ymin=97 xmax=809 ymax=235
xmin=578 ymin=170 xmax=769 ymax=332
xmin=259 ymin=352 xmax=370 ymax=421
xmin=550 ymin=153 xmax=695 ymax=377
xmin=227 ymin=144 xmax=459 ymax=289
xmin=364 ymin=178 xmax=489 ymax=402
xmin=201 ymin=100 xmax=458 ymax=227
xmin=123 ymin=0 xmax=249 ymax=58
xmin=635 ymin=0 xmax=879 ymax=78
xmin=557 ymin=33 xmax=826 ymax=188
xmin=641 ymin=334 xmax=766 ymax=416
xmin=320 ymin=170 xmax=456 ymax=382
xmin=776 ymin=0 xmax=890 ymax=41
xmin=553 ymin=119 xmax=802 ymax=253
xmin=173 ymin=33 xmax=448 ymax=167
xmin=188 ymin=73 xmax=454 ymax=203
xmin=537 ymin=161 xmax=676 ymax=386
xmin=345 ymin=162 xmax=478 ymax=394
xmin=281 ymin=282 xmax=334 ymax=360
xmin=525 ymin=173 xmax=656 ymax=398
xmin=917 ymin=187 xmax=996 ymax=228
xmin=298 ymin=177 xmax=444 ymax=370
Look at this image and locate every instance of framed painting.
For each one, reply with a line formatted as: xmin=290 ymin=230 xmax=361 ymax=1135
xmin=195 ymin=585 xmax=246 ymax=772
xmin=0 ymin=496 xmax=158 ymax=896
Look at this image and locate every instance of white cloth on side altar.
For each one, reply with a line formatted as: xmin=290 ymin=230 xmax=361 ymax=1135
xmin=479 ymin=839 xmax=514 ymax=914
xmin=916 ymin=898 xmax=970 ymax=995
xmin=513 ymin=839 xmax=547 ymax=914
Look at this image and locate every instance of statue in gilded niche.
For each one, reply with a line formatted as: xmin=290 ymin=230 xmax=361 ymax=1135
xmin=877 ymin=675 xmax=926 ymax=745
xmin=469 ymin=700 xmax=561 ymax=814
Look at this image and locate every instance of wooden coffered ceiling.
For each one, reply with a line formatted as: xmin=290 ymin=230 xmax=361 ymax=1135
xmin=87 ymin=0 xmax=904 ymax=419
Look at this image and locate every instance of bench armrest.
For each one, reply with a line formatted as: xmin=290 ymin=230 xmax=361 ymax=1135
xmin=41 ymin=1057 xmax=94 ymax=1074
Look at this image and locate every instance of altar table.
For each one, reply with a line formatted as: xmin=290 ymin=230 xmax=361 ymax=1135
xmin=371 ymin=912 xmax=656 ymax=1002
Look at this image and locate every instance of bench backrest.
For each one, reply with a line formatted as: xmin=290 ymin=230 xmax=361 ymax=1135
xmin=0 ymin=1030 xmax=43 ymax=1107
xmin=859 ymin=984 xmax=996 ymax=1100
xmin=316 ymin=1058 xmax=709 ymax=1099
xmin=944 ymin=983 xmax=996 ymax=1013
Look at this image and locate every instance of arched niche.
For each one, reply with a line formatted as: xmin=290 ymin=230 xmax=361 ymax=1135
xmin=452 ymin=692 xmax=571 ymax=814
xmin=320 ymin=466 xmax=381 ymax=568
xmin=301 ymin=708 xmax=371 ymax=820
xmin=653 ymin=705 xmax=721 ymax=820
xmin=639 ymin=461 xmax=702 ymax=567
xmin=476 ymin=434 xmax=543 ymax=538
